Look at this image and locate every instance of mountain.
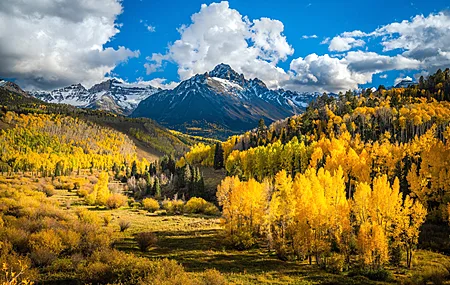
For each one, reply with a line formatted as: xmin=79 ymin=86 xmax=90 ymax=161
xmin=0 ymin=80 xmax=41 ymax=106
xmin=29 ymin=79 xmax=161 ymax=115
xmin=395 ymin=78 xmax=416 ymax=88
xmin=132 ymin=64 xmax=319 ymax=138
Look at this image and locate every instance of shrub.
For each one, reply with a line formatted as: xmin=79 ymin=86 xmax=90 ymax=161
xmin=162 ymin=199 xmax=184 ymax=214
xmin=106 ymin=193 xmax=127 ymax=209
xmin=145 ymin=258 xmax=195 ymax=285
xmin=41 ymin=185 xmax=55 ymax=197
xmin=184 ymin=197 xmax=207 ymax=214
xmin=29 ymin=229 xmax=64 ymax=255
xmin=142 ymin=198 xmax=160 ymax=212
xmin=76 ymin=249 xmax=154 ymax=284
xmin=135 ymin=232 xmax=157 ymax=252
xmin=75 ymin=208 xmax=100 ymax=225
xmin=409 ymin=265 xmax=450 ymax=285
xmin=119 ymin=220 xmax=131 ymax=232
xmin=103 ymin=214 xmax=112 ymax=226
xmin=349 ymin=267 xmax=392 ymax=282
xmin=0 ymin=254 xmax=37 ymax=284
xmin=390 ymin=246 xmax=402 ymax=266
xmin=76 ymin=223 xmax=112 ymax=255
xmin=326 ymin=253 xmax=345 ymax=274
xmin=57 ymin=229 xmax=81 ymax=253
xmin=184 ymin=197 xmax=219 ymax=215
xmin=29 ymin=229 xmax=64 ymax=266
xmin=202 ymin=269 xmax=227 ymax=285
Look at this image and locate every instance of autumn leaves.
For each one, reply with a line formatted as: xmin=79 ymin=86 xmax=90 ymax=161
xmin=218 ymin=168 xmax=426 ymax=269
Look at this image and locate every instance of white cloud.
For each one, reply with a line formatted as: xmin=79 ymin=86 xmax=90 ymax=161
xmin=394 ymin=75 xmax=412 ymax=86
xmin=145 ymin=1 xmax=293 ymax=89
xmin=380 ymin=74 xmax=388 ymax=79
xmin=286 ymin=51 xmax=420 ymax=93
xmin=341 ymin=30 xmax=368 ymax=38
xmin=145 ymin=78 xmax=179 ymax=89
xmin=328 ymin=36 xmax=365 ymax=52
xmin=0 ymin=0 xmax=138 ymax=90
xmin=302 ymin=34 xmax=318 ymax=39
xmin=144 ymin=4 xmax=450 ymax=93
xmin=147 ymin=25 xmax=156 ymax=32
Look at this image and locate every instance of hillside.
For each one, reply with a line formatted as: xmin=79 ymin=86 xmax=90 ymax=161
xmin=176 ymin=69 xmax=450 ymax=281
xmin=0 ymin=82 xmax=205 ymax=160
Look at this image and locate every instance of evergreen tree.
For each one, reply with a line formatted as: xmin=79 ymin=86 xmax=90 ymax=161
xmin=213 ymin=142 xmax=224 ymax=170
xmin=54 ymin=161 xmax=63 ymax=177
xmin=153 ymin=177 xmax=161 ymax=198
xmin=131 ymin=161 xmax=138 ymax=177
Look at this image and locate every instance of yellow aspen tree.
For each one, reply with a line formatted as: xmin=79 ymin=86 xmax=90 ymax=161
xmin=393 ymin=196 xmax=427 ymax=268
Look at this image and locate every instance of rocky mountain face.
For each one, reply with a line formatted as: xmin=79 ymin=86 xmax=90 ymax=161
xmin=132 ymin=64 xmax=319 ymax=138
xmin=29 ymin=79 xmax=161 ymax=115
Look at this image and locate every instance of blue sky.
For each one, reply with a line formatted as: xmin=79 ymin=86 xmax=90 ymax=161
xmin=105 ymin=0 xmax=450 ymax=91
xmin=1 ymin=0 xmax=450 ymax=92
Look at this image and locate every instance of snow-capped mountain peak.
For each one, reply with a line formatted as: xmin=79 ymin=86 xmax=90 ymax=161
xmin=29 ymin=79 xmax=161 ymax=115
xmin=132 ymin=63 xmax=319 ymax=137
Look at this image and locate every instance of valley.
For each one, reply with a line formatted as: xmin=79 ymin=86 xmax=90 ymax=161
xmin=2 ymin=68 xmax=450 ymax=285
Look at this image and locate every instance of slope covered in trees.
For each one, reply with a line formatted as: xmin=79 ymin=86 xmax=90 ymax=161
xmin=0 ymin=83 xmax=205 ymax=159
xmin=180 ymin=69 xmax=450 ymax=274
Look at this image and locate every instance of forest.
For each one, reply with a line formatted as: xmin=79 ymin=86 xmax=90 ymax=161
xmin=1 ymin=69 xmax=450 ymax=284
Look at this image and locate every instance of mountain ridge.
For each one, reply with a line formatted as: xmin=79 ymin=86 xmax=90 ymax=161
xmin=29 ymin=79 xmax=161 ymax=115
xmin=132 ymin=63 xmax=320 ymax=138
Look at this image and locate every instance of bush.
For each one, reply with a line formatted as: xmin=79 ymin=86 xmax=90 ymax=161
xmin=75 ymin=208 xmax=100 ymax=225
xmin=349 ymin=267 xmax=392 ymax=282
xmin=145 ymin=258 xmax=195 ymax=285
xmin=106 ymin=193 xmax=127 ymax=209
xmin=119 ymin=219 xmax=131 ymax=232
xmin=409 ymin=265 xmax=450 ymax=285
xmin=41 ymin=185 xmax=55 ymax=197
xmin=142 ymin=198 xmax=160 ymax=212
xmin=202 ymin=269 xmax=227 ymax=285
xmin=76 ymin=249 xmax=154 ymax=284
xmin=184 ymin=197 xmax=219 ymax=215
xmin=135 ymin=232 xmax=157 ymax=252
xmin=326 ymin=253 xmax=345 ymax=273
xmin=103 ymin=214 xmax=112 ymax=226
xmin=162 ymin=199 xmax=184 ymax=214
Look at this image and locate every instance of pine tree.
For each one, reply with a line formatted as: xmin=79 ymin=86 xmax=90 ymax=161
xmin=131 ymin=161 xmax=138 ymax=177
xmin=153 ymin=177 xmax=161 ymax=198
xmin=213 ymin=142 xmax=224 ymax=170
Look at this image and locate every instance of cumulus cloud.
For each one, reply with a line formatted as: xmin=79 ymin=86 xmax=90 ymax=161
xmin=145 ymin=78 xmax=179 ymax=89
xmin=302 ymin=34 xmax=318 ymax=39
xmin=374 ymin=12 xmax=450 ymax=71
xmin=145 ymin=1 xmax=293 ymax=88
xmin=0 ymin=0 xmax=138 ymax=90
xmin=328 ymin=36 xmax=365 ymax=52
xmin=380 ymin=74 xmax=388 ymax=79
xmin=286 ymin=51 xmax=420 ymax=93
xmin=394 ymin=76 xmax=413 ymax=86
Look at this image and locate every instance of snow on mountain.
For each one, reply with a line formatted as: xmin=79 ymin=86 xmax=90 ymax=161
xmin=394 ymin=78 xmax=416 ymax=88
xmin=29 ymin=79 xmax=161 ymax=115
xmin=132 ymin=63 xmax=319 ymax=137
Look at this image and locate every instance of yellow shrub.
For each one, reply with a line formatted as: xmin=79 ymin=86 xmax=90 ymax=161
xmin=162 ymin=199 xmax=184 ymax=214
xmin=184 ymin=197 xmax=219 ymax=215
xmin=142 ymin=198 xmax=160 ymax=212
xmin=75 ymin=209 xmax=100 ymax=225
xmin=106 ymin=193 xmax=127 ymax=209
xmin=29 ymin=229 xmax=64 ymax=254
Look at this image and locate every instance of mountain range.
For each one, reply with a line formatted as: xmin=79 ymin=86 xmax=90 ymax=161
xmin=25 ymin=64 xmax=320 ymax=138
xmin=29 ymin=79 xmax=161 ymax=115
xmin=132 ymin=64 xmax=320 ymax=137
